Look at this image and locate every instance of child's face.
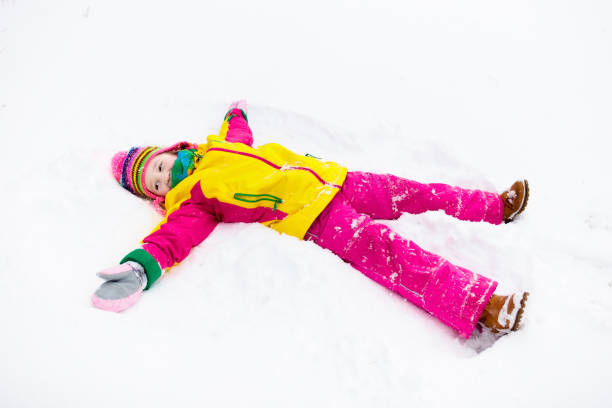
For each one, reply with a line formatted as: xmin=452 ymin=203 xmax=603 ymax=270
xmin=145 ymin=152 xmax=177 ymax=197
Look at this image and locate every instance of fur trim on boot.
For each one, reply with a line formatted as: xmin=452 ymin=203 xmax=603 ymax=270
xmin=502 ymin=180 xmax=529 ymax=223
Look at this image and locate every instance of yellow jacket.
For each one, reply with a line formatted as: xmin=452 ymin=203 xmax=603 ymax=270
xmin=132 ymin=108 xmax=347 ymax=280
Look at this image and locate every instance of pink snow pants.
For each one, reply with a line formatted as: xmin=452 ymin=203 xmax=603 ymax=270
xmin=305 ymin=172 xmax=504 ymax=338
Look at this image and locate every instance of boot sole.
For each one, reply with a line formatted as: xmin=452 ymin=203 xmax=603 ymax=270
xmin=511 ymin=291 xmax=529 ymax=331
xmin=504 ymin=179 xmax=530 ymax=223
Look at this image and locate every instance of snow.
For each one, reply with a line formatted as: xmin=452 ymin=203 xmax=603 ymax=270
xmin=1 ymin=0 xmax=612 ymax=406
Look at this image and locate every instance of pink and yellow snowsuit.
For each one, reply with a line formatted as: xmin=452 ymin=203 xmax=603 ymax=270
xmin=122 ymin=109 xmax=503 ymax=338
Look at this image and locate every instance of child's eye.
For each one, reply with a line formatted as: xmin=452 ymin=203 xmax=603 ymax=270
xmin=159 ymin=163 xmax=162 ymax=171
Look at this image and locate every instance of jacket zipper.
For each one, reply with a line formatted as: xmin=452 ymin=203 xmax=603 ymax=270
xmin=234 ymin=193 xmax=283 ymax=211
xmin=207 ymin=147 xmax=342 ymax=188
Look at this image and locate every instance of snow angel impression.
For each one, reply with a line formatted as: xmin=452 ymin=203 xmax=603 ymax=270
xmin=92 ymin=100 xmax=530 ymax=339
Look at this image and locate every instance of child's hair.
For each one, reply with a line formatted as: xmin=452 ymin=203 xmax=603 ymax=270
xmin=111 ymin=141 xmax=197 ymax=215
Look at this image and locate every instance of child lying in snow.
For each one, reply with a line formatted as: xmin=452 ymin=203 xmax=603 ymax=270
xmin=92 ymin=100 xmax=529 ymax=338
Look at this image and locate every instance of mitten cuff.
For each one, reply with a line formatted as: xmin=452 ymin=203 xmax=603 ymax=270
xmin=224 ymin=108 xmax=248 ymax=123
xmin=120 ymin=249 xmax=162 ymax=290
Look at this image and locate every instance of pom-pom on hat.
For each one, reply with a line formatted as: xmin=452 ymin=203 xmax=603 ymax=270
xmin=111 ymin=141 xmax=197 ymax=202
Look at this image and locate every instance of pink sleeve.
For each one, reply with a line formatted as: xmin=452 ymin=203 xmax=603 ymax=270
xmin=224 ymin=108 xmax=253 ymax=146
xmin=141 ymin=196 xmax=219 ymax=270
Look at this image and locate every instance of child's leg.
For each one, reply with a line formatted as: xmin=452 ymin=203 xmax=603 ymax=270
xmin=342 ymin=171 xmax=503 ymax=225
xmin=306 ymin=194 xmax=498 ymax=338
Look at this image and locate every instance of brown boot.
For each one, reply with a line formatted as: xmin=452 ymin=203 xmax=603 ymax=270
xmin=501 ymin=180 xmax=529 ymax=223
xmin=479 ymin=292 xmax=529 ymax=334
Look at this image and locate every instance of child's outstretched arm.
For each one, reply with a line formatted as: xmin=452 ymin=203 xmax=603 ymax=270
xmin=92 ymin=195 xmax=219 ymax=312
xmin=221 ymin=99 xmax=253 ymax=146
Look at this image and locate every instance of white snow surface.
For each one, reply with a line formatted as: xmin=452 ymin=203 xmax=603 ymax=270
xmin=1 ymin=1 xmax=612 ymax=407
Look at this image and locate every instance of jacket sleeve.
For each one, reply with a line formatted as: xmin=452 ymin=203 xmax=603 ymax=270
xmin=222 ymin=108 xmax=253 ymax=146
xmin=121 ymin=195 xmax=219 ymax=290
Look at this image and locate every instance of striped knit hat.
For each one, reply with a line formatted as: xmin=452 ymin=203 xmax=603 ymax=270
xmin=111 ymin=141 xmax=197 ymax=201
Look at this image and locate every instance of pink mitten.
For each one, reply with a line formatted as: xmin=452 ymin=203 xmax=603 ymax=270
xmin=227 ymin=99 xmax=247 ymax=114
xmin=91 ymin=262 xmax=147 ymax=312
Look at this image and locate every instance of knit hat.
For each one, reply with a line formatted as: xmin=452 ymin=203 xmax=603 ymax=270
xmin=111 ymin=141 xmax=197 ymax=202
